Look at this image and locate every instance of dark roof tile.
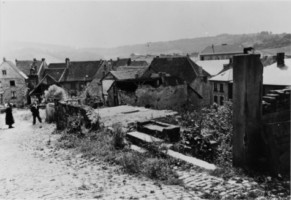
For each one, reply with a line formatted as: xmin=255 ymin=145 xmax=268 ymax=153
xmin=149 ymin=56 xmax=209 ymax=84
xmin=16 ymin=60 xmax=42 ymax=75
xmin=60 ymin=61 xmax=102 ymax=82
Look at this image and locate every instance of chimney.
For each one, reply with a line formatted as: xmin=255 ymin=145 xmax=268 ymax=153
xmin=117 ymin=57 xmax=119 ymax=61
xmin=243 ymin=47 xmax=254 ymax=54
xmin=277 ymin=52 xmax=285 ymax=67
xmin=65 ymin=58 xmax=70 ymax=68
xmin=3 ymin=57 xmax=6 ymax=62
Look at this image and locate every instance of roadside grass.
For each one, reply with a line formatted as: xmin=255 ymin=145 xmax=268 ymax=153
xmin=55 ymin=126 xmax=183 ymax=186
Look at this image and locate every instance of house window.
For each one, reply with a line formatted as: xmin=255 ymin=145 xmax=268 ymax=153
xmin=220 ymin=96 xmax=224 ymax=106
xmin=10 ymin=80 xmax=15 ymax=87
xmin=219 ymin=83 xmax=224 ymax=92
xmin=11 ymin=91 xmax=16 ymax=99
xmin=214 ymin=95 xmax=218 ymax=104
xmin=214 ymin=82 xmax=218 ymax=92
xmin=2 ymin=70 xmax=7 ymax=75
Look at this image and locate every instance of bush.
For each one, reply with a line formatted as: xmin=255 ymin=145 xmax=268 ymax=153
xmin=86 ymin=107 xmax=101 ymax=130
xmin=142 ymin=158 xmax=180 ymax=183
xmin=44 ymin=85 xmax=68 ymax=102
xmin=170 ymin=101 xmax=233 ymax=166
xmin=116 ymin=152 xmax=142 ymax=174
xmin=111 ymin=123 xmax=126 ymax=150
xmin=66 ymin=114 xmax=84 ymax=136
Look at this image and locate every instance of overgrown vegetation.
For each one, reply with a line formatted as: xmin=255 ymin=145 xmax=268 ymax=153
xmin=55 ymin=117 xmax=182 ymax=185
xmin=169 ymin=102 xmax=233 ymax=167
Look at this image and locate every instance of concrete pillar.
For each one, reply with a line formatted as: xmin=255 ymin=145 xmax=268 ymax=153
xmin=232 ymin=54 xmax=263 ymax=168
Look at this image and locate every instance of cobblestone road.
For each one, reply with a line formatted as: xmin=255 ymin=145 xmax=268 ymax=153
xmin=0 ymin=109 xmax=200 ymax=200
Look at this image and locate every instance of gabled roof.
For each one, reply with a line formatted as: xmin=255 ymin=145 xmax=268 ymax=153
xmin=43 ymin=68 xmax=65 ymax=82
xmin=15 ymin=60 xmax=43 ymax=76
xmin=149 ymin=56 xmax=209 ymax=84
xmin=112 ymin=58 xmax=131 ymax=69
xmin=195 ymin=59 xmax=230 ymax=76
xmin=115 ymin=65 xmax=149 ymax=71
xmin=110 ymin=68 xmax=149 ymax=81
xmin=263 ymin=59 xmax=291 ymax=86
xmin=59 ymin=61 xmax=103 ymax=82
xmin=209 ymin=68 xmax=233 ymax=82
xmin=2 ymin=60 xmax=28 ymax=79
xmin=29 ymin=74 xmax=58 ymax=95
xmin=130 ymin=60 xmax=148 ymax=66
xmin=209 ymin=58 xmax=291 ymax=86
xmin=200 ymin=44 xmax=244 ymax=56
xmin=47 ymin=63 xmax=66 ymax=69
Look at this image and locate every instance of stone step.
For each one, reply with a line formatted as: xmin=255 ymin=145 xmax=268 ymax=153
xmin=137 ymin=120 xmax=180 ymax=142
xmin=163 ymin=149 xmax=216 ymax=170
xmin=126 ymin=131 xmax=166 ymax=150
xmin=130 ymin=144 xmax=147 ymax=153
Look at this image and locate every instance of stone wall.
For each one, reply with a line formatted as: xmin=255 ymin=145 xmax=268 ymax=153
xmin=190 ymin=77 xmax=211 ymax=106
xmin=262 ymin=88 xmax=290 ymax=174
xmin=118 ymin=84 xmax=188 ymax=110
xmin=54 ymin=100 xmax=93 ymax=131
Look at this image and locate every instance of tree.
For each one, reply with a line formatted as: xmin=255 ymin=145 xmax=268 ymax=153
xmin=44 ymin=85 xmax=68 ymax=102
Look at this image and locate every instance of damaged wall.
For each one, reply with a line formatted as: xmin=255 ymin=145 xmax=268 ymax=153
xmin=118 ymin=84 xmax=188 ymax=110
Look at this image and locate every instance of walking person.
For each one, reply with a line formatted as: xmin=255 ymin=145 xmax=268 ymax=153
xmin=5 ymin=103 xmax=14 ymax=129
xmin=31 ymin=101 xmax=42 ymax=125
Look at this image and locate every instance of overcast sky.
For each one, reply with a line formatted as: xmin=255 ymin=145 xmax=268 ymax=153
xmin=0 ymin=1 xmax=291 ymax=48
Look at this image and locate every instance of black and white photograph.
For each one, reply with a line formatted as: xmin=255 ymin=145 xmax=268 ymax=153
xmin=0 ymin=0 xmax=290 ymax=199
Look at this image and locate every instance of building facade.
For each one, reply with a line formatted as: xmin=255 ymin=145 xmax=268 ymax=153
xmin=199 ymin=44 xmax=244 ymax=61
xmin=0 ymin=58 xmax=28 ymax=106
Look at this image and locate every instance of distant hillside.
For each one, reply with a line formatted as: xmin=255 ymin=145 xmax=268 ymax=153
xmin=1 ymin=32 xmax=290 ymax=63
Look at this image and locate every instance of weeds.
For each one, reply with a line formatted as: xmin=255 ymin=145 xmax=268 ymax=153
xmin=56 ymin=123 xmax=182 ymax=185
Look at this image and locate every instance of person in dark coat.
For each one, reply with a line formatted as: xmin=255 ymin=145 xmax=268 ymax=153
xmin=30 ymin=101 xmax=42 ymax=125
xmin=5 ymin=103 xmax=14 ymax=129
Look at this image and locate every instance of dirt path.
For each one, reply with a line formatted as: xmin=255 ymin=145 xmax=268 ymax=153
xmin=0 ymin=109 xmax=198 ymax=200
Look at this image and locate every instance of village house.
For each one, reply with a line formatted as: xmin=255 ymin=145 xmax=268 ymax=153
xmin=101 ymin=65 xmax=155 ymax=106
xmin=107 ymin=57 xmax=148 ymax=71
xmin=15 ymin=58 xmax=48 ymax=103
xmin=101 ymin=65 xmax=200 ymax=109
xmin=209 ymin=53 xmax=291 ymax=105
xmin=0 ymin=58 xmax=28 ymax=106
xmin=199 ymin=44 xmax=244 ymax=60
xmin=30 ymin=58 xmax=107 ymax=98
xmin=149 ymin=55 xmax=210 ymax=106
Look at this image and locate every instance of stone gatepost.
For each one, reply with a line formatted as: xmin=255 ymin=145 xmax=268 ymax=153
xmin=232 ymin=54 xmax=263 ymax=169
